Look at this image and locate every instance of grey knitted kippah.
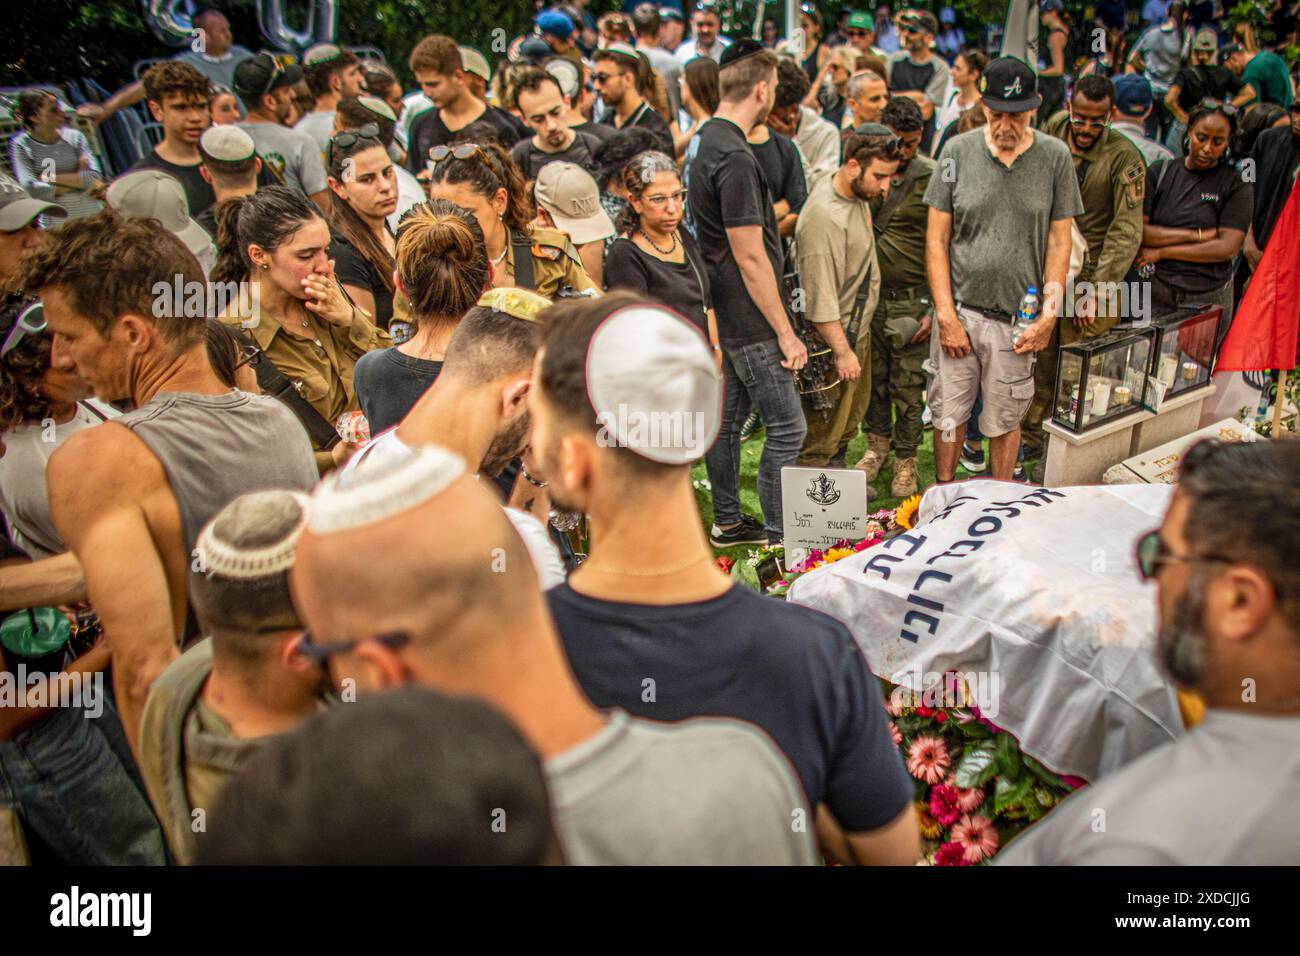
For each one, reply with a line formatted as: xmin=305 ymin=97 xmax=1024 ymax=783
xmin=194 ymin=490 xmax=312 ymax=581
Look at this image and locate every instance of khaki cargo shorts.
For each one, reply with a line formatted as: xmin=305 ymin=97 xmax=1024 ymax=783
xmin=925 ymin=304 xmax=1036 ymax=439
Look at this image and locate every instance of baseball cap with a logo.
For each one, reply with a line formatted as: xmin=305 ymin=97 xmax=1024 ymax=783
xmin=0 ymin=180 xmax=65 ymax=232
xmin=534 ymin=163 xmax=615 ymax=246
xmin=1192 ymin=28 xmax=1218 ymax=52
xmin=586 ymin=305 xmax=722 ymax=465
xmin=106 ymin=170 xmax=210 ymax=259
xmin=977 ymin=56 xmax=1041 ymax=112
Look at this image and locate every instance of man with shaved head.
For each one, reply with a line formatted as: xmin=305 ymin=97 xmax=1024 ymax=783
xmin=340 ymin=287 xmax=565 ymax=589
xmin=291 ymin=445 xmax=817 ymax=865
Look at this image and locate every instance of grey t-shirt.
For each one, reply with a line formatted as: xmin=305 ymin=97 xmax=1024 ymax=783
xmin=924 ymin=129 xmax=1083 ymax=316
xmin=997 ymin=711 xmax=1300 ymax=865
xmin=238 ymin=122 xmax=328 ymax=197
xmin=545 ymin=709 xmax=817 ymax=865
xmin=294 ymin=111 xmax=335 ymax=156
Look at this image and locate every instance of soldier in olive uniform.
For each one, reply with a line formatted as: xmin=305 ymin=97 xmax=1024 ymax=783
xmin=1022 ymin=76 xmax=1145 ymax=475
xmin=857 ymin=99 xmax=936 ymax=499
xmin=498 ymin=225 xmax=600 ymax=298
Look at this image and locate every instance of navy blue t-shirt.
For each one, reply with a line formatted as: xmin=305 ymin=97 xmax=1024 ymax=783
xmin=548 ymin=582 xmax=913 ymax=832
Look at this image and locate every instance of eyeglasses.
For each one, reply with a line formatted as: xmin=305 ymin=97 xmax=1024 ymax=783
xmin=1198 ymin=98 xmax=1239 ymax=117
xmin=1068 ymin=109 xmax=1110 ymax=129
xmin=1134 ymin=529 xmax=1234 ymax=582
xmin=296 ymin=628 xmax=412 ymax=665
xmin=1 ymin=301 xmax=45 ymax=358
xmin=593 ymin=72 xmax=619 ymax=84
xmin=327 ymin=122 xmax=381 ymax=167
xmin=232 ymin=343 xmax=262 ymax=371
xmin=644 ymin=188 xmax=686 ymax=207
xmin=845 ymin=29 xmax=871 ymax=38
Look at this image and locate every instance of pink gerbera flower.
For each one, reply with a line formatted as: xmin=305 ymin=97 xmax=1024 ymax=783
xmin=951 ymin=814 xmax=1000 ymax=863
xmin=906 ymin=735 xmax=950 ymax=785
xmin=928 ymin=784 xmax=963 ymax=826
xmin=957 ymin=787 xmax=986 ymax=813
xmin=934 ymin=841 xmax=973 ymax=866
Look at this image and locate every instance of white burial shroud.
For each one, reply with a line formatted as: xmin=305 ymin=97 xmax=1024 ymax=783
xmin=788 ymin=480 xmax=1183 ymax=783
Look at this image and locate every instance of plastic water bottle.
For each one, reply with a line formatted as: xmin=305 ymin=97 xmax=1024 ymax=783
xmin=1011 ymin=287 xmax=1039 ymax=347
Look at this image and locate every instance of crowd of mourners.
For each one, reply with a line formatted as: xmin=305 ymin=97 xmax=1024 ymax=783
xmin=0 ymin=1 xmax=1297 ymax=866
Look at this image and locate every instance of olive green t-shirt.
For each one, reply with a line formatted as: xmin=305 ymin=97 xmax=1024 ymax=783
xmin=872 ymin=155 xmax=935 ymax=291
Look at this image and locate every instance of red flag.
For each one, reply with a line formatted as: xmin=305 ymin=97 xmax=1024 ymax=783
xmin=1216 ymin=183 xmax=1300 ymax=372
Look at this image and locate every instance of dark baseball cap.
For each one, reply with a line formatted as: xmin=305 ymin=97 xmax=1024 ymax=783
xmin=1113 ymin=74 xmax=1154 ymax=116
xmin=1219 ymin=42 xmax=1244 ymax=58
xmin=233 ymin=53 xmax=304 ymax=103
xmin=977 ymin=56 xmax=1041 ymax=112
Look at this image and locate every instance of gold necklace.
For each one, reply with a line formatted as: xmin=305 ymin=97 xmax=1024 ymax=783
xmin=581 ymin=551 xmax=710 ymax=577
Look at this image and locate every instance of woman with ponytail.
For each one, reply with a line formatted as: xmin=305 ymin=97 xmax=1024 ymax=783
xmin=427 ymin=140 xmax=597 ymax=298
xmin=325 ymin=127 xmax=400 ymax=332
xmin=215 ymin=185 xmax=390 ymax=470
xmin=351 ymin=200 xmax=492 ymax=433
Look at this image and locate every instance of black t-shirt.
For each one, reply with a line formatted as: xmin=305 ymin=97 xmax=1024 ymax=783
xmin=130 ymin=148 xmax=277 ymax=219
xmin=329 ymin=232 xmax=395 ymax=331
xmin=195 ymin=204 xmax=218 ymax=240
xmin=751 ymin=131 xmax=809 ymax=215
xmin=1144 ymin=158 xmax=1254 ymax=293
xmin=686 ymin=117 xmax=789 ymax=347
xmin=547 ymin=582 xmax=915 ymax=832
xmin=1171 ymin=65 xmax=1243 ymax=112
xmin=603 ymin=232 xmax=711 ymax=329
xmin=598 ymin=101 xmax=673 ymax=155
xmin=352 ymin=347 xmax=443 ymax=434
xmin=406 ymin=105 xmax=522 ymax=174
xmin=509 ymin=130 xmax=603 ymax=179
xmin=1250 ymin=126 xmax=1300 ymax=249
xmin=889 ymin=57 xmax=940 ymax=151
xmin=572 ymin=120 xmax=615 ymax=144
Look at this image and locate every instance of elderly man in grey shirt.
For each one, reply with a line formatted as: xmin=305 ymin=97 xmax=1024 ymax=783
xmin=999 ymin=439 xmax=1300 ymax=865
xmin=924 ymin=57 xmax=1082 ymax=483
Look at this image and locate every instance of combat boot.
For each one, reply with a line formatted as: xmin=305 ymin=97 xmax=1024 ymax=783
xmin=853 ymin=434 xmax=891 ymax=481
xmin=891 ymin=456 xmax=919 ymax=498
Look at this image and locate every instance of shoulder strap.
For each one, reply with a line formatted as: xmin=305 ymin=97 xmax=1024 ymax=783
xmin=872 ymin=159 xmax=922 ymax=236
xmin=509 ymin=228 xmax=536 ymax=291
xmin=251 ymin=354 xmax=341 ymax=450
xmin=77 ymin=399 xmax=111 ymax=422
xmin=1075 ymin=157 xmax=1092 ymax=194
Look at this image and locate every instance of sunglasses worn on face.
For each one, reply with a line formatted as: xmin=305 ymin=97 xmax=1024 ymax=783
xmin=1069 ymin=110 xmax=1109 ymax=129
xmin=1134 ymin=529 xmax=1234 ymax=581
xmin=296 ymin=628 xmax=412 ymax=665
xmin=1 ymin=301 xmax=45 ymax=358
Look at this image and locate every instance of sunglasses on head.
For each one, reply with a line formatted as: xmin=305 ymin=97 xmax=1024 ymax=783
xmin=1198 ymin=98 xmax=1239 ymax=117
xmin=328 ymin=122 xmax=381 ymax=167
xmin=1 ymin=301 xmax=45 ymax=358
xmin=258 ymin=59 xmax=285 ymax=99
xmin=428 ymin=142 xmax=498 ymax=175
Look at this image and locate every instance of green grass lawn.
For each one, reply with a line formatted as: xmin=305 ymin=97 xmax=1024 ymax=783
xmin=693 ymin=422 xmax=956 ymax=565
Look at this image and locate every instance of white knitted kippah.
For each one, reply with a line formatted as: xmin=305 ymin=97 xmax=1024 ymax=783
xmin=308 ymin=443 xmax=466 ymax=535
xmin=194 ymin=491 xmax=312 ymax=581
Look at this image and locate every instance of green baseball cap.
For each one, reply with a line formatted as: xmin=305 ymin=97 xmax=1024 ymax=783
xmin=846 ymin=10 xmax=874 ymax=31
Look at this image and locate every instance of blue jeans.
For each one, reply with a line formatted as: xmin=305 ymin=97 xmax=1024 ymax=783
xmin=705 ymin=338 xmax=807 ymax=540
xmin=0 ymin=687 xmax=167 ymax=865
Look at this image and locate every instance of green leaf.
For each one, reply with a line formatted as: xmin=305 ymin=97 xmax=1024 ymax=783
xmin=994 ymin=773 xmax=1035 ymax=814
xmin=993 ymin=732 xmax=1022 ymax=782
xmin=1023 ymin=754 xmax=1067 ymax=790
xmin=957 ymin=718 xmax=992 ymax=738
xmin=954 ymin=745 xmax=997 ymax=788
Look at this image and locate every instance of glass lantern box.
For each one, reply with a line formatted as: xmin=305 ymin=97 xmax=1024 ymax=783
xmin=1147 ymin=305 xmax=1222 ymax=408
xmin=1052 ymin=328 xmax=1155 ymax=434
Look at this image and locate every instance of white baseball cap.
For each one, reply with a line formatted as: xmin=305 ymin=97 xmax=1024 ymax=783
xmin=534 ymin=163 xmax=615 ymax=246
xmin=586 ymin=305 xmax=721 ymax=465
xmin=105 ymin=170 xmax=210 ymax=259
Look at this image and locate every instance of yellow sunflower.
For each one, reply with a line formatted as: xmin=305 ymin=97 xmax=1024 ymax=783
xmin=916 ymin=802 xmax=944 ymax=840
xmin=894 ymin=494 xmax=923 ymax=530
